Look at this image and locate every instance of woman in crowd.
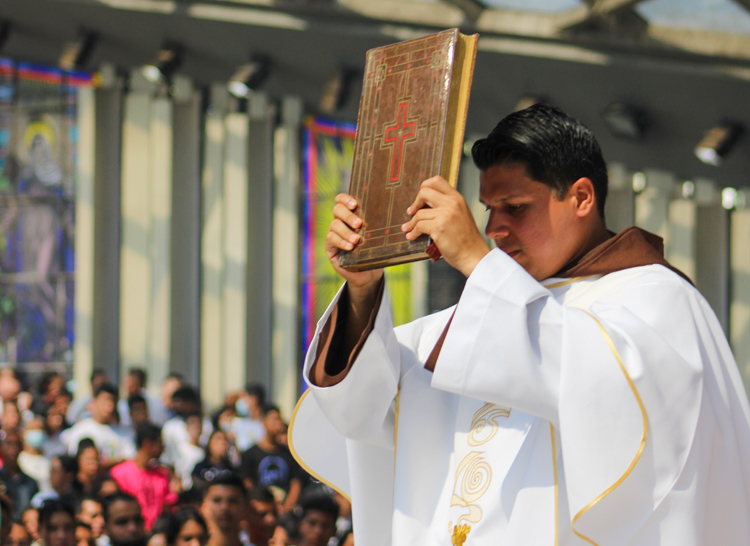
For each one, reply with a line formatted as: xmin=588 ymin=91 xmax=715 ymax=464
xmin=165 ymin=509 xmax=208 ymax=546
xmin=190 ymin=430 xmax=235 ymax=490
xmin=74 ymin=439 xmax=100 ymax=495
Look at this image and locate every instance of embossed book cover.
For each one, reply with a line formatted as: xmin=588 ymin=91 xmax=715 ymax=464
xmin=339 ymin=28 xmax=477 ymax=271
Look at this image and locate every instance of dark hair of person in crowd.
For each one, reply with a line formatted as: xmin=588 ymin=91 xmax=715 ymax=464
xmin=248 ymin=487 xmax=274 ymax=504
xmin=38 ymin=499 xmax=76 ymax=529
xmin=299 ymin=494 xmax=339 ymax=521
xmin=164 ymin=509 xmax=208 ymax=546
xmin=209 ymin=406 xmax=235 ymax=433
xmin=175 ymin=489 xmax=203 ymax=511
xmin=135 ymin=422 xmax=162 ymax=449
xmin=260 ymin=403 xmax=280 ymax=417
xmin=93 ymin=383 xmax=118 ymax=400
xmin=245 ymin=383 xmax=266 ymax=406
xmin=74 ymin=438 xmax=100 ymax=494
xmin=171 ymin=387 xmax=200 ymax=405
xmin=101 ymin=492 xmax=139 ymax=523
xmin=128 ymin=369 xmax=147 ymax=388
xmin=90 ymin=368 xmax=106 ymax=384
xmin=128 ymin=394 xmax=146 ymax=411
xmin=204 ymin=471 xmax=246 ymax=497
xmin=91 ymin=472 xmax=120 ymax=499
xmin=275 ymin=512 xmax=299 ymax=543
xmin=471 ymin=103 xmax=609 ymax=217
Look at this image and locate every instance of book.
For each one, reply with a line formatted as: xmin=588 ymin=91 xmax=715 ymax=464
xmin=338 ymin=28 xmax=478 ymax=272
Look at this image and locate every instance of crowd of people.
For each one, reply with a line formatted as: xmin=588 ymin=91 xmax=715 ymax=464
xmin=0 ymin=367 xmax=353 ymax=546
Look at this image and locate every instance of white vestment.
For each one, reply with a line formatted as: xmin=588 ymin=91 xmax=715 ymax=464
xmin=290 ymin=249 xmax=750 ymax=546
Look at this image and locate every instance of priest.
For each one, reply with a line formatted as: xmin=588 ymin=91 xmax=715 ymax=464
xmin=289 ymin=104 xmax=750 ymax=546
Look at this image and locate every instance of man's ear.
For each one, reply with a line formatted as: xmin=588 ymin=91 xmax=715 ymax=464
xmin=570 ymin=177 xmax=597 ymax=218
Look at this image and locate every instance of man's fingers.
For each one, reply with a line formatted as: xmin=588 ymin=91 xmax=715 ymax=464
xmin=407 ymin=185 xmax=452 ymax=216
xmin=333 ymin=202 xmax=363 ymax=230
xmin=327 ymin=219 xmax=360 ymax=250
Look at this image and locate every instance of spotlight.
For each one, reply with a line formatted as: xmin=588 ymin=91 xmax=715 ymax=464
xmin=513 ymin=96 xmax=546 ymax=112
xmin=319 ymin=66 xmax=357 ymax=114
xmin=694 ymin=123 xmax=743 ymax=167
xmin=227 ymin=54 xmax=272 ymax=99
xmin=601 ymin=102 xmax=648 ymax=140
xmin=58 ymin=31 xmax=98 ymax=71
xmin=141 ymin=42 xmax=184 ymax=83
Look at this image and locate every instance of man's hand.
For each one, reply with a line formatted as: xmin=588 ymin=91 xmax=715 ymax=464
xmin=402 ymin=176 xmax=490 ymax=277
xmin=326 ymin=193 xmax=384 ymax=300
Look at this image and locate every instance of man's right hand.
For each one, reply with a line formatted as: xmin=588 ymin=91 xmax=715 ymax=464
xmin=326 ymin=193 xmax=384 ymax=298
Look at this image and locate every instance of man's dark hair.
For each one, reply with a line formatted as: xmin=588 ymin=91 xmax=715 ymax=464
xmin=127 ymin=394 xmax=146 ymax=410
xmin=245 ymin=383 xmax=266 ymax=405
xmin=55 ymin=454 xmax=77 ymax=475
xmin=299 ymin=493 xmax=339 ymax=521
xmin=93 ymin=383 xmax=118 ymax=399
xmin=248 ymin=486 xmax=275 ymax=503
xmin=75 ymin=438 xmax=98 ymax=460
xmin=205 ymin=472 xmax=246 ymax=497
xmin=101 ymin=492 xmax=139 ymax=522
xmin=171 ymin=386 xmax=200 ymax=405
xmin=91 ymin=369 xmax=106 ymax=383
xmin=165 ymin=509 xmax=207 ymax=545
xmin=176 ymin=488 xmax=204 ymax=509
xmin=127 ymin=368 xmax=147 ymax=388
xmin=91 ymin=472 xmax=119 ymax=499
xmin=38 ymin=499 xmax=75 ymax=528
xmin=135 ymin=422 xmax=161 ymax=449
xmin=471 ymin=104 xmax=609 ymax=217
xmin=260 ymin=403 xmax=280 ymax=417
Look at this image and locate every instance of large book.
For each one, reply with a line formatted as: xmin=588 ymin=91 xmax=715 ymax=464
xmin=339 ymin=28 xmax=478 ymax=271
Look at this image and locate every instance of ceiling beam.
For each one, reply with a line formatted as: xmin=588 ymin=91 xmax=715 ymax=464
xmin=441 ymin=0 xmax=484 ymax=23
xmin=556 ymin=0 xmax=648 ymax=31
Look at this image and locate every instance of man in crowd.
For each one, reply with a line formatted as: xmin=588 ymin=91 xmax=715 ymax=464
xmin=117 ymin=368 xmax=169 ymax=428
xmin=240 ymin=405 xmax=301 ymax=515
xmin=293 ymin=104 xmax=750 ymax=544
xmin=0 ymin=429 xmax=39 ymax=520
xmin=7 ymin=521 xmax=32 ymax=546
xmin=110 ymin=423 xmax=176 ymax=530
xmin=161 ymin=386 xmax=207 ymax=468
xmin=102 ymin=493 xmax=147 ymax=546
xmin=30 ymin=454 xmax=77 ymax=508
xmin=245 ymin=487 xmax=277 ymax=546
xmin=75 ymin=496 xmax=105 ymax=543
xmin=200 ymin=473 xmax=249 ymax=546
xmin=63 ymin=384 xmax=135 ymax=464
xmin=296 ymin=495 xmax=338 ymax=546
xmin=38 ymin=499 xmax=77 ymax=546
xmin=231 ymin=384 xmax=265 ymax=453
xmin=66 ymin=369 xmax=108 ymax=424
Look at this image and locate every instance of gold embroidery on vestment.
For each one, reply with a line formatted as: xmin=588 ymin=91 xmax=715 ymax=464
xmin=451 ymin=524 xmax=471 ymax=546
xmin=468 ymin=403 xmax=511 ymax=446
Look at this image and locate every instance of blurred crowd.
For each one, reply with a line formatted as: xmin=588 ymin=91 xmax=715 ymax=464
xmin=0 ymin=367 xmax=353 ymax=546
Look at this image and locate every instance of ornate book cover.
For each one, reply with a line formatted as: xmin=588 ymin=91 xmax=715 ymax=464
xmin=339 ymin=28 xmax=478 ymax=271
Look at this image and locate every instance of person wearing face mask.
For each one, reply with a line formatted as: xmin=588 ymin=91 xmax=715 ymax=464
xmin=229 ymin=385 xmax=265 ymax=453
xmin=19 ymin=416 xmax=52 ymax=492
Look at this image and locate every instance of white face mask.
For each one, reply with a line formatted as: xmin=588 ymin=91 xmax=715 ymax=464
xmin=235 ymin=399 xmax=250 ymax=417
xmin=24 ymin=429 xmax=46 ymax=449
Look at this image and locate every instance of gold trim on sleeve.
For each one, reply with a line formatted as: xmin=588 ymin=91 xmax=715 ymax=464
xmin=287 ymin=389 xmax=352 ymax=503
xmin=570 ymin=311 xmax=649 ymax=546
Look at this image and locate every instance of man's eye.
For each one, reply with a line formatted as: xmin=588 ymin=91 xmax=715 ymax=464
xmin=484 ymin=204 xmax=491 ymax=212
xmin=507 ymin=204 xmax=524 ymax=213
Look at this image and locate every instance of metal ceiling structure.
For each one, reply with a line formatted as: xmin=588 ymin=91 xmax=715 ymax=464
xmin=1 ymin=0 xmax=750 ymax=186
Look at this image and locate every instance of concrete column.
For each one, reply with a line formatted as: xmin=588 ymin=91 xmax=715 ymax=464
xmin=246 ymin=94 xmax=274 ymax=388
xmin=730 ymin=196 xmax=750 ymax=396
xmin=200 ymin=84 xmax=229 ymax=407
xmin=605 ymin=163 xmax=634 ymax=233
xmin=272 ymin=97 xmax=303 ymax=416
xmin=666 ymin=197 xmax=696 ymax=282
xmin=170 ymin=77 xmax=202 ymax=386
xmin=635 ymin=169 xmax=674 ymax=242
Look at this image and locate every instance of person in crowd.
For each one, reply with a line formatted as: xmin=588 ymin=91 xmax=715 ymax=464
xmin=3 ymin=399 xmax=22 ymax=432
xmin=31 ymin=373 xmax=66 ymax=418
xmin=74 ymin=439 xmax=101 ymax=495
xmin=161 ymin=387 xmax=206 ymax=468
xmin=22 ymin=507 xmax=41 ymax=546
xmin=102 ymin=492 xmax=147 ymax=546
xmin=64 ymin=385 xmax=135 ymax=464
xmin=199 ymin=473 xmax=247 ymax=546
xmin=38 ymin=499 xmax=77 ymax=546
xmin=126 ymin=396 xmax=150 ymax=431
xmin=91 ymin=473 xmax=120 ymax=500
xmin=174 ymin=412 xmax=204 ymax=491
xmin=159 ymin=375 xmax=184 ymax=424
xmin=240 ymin=405 xmax=301 ymax=515
xmin=67 ymin=369 xmax=108 ymax=424
xmin=0 ymin=429 xmax=40 ymax=520
xmin=267 ymin=526 xmax=291 ymax=546
xmin=164 ymin=509 xmax=208 ymax=546
xmin=19 ymin=416 xmax=52 ymax=492
xmin=30 ymin=454 xmax=77 ymax=507
xmin=173 ymin=489 xmax=202 ymax=513
xmin=110 ymin=423 xmax=177 ymax=530
xmin=8 ymin=522 xmax=33 ymax=546
xmin=296 ymin=495 xmax=338 ymax=546
xmin=75 ymin=520 xmax=95 ymax=546
xmin=117 ymin=368 xmax=168 ymax=428
xmin=190 ymin=430 xmax=235 ymax=492
xmin=230 ymin=385 xmax=265 ymax=453
xmin=209 ymin=407 xmax=240 ymax=468
xmin=146 ymin=516 xmax=169 ymax=546
xmin=42 ymin=404 xmax=69 ymax=458
xmin=74 ymin=496 xmax=106 ymax=542
xmin=245 ymin=487 xmax=277 ymax=546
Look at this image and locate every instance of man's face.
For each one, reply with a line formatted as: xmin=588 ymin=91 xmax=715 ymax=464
xmin=22 ymin=509 xmax=40 ymax=541
xmin=8 ymin=523 xmax=31 ymax=546
xmin=263 ymin=410 xmax=284 ymax=442
xmin=91 ymin=392 xmax=116 ymax=424
xmin=105 ymin=500 xmax=146 ymax=546
xmin=2 ymin=432 xmax=23 ymax=463
xmin=247 ymin=500 xmax=277 ymax=541
xmin=201 ymin=485 xmax=245 ymax=534
xmin=480 ymin=162 xmax=586 ymax=281
xmin=129 ymin=402 xmax=149 ymax=427
xmin=41 ymin=512 xmax=76 ymax=546
xmin=143 ymin=438 xmax=164 ymax=461
xmin=298 ymin=510 xmax=336 ymax=546
xmin=124 ymin=375 xmax=141 ymax=396
xmin=78 ymin=500 xmax=105 ymax=539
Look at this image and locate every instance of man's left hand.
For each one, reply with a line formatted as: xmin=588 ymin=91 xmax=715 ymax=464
xmin=402 ymin=176 xmax=490 ymax=277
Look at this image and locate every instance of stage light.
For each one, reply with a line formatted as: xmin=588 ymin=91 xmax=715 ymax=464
xmin=141 ymin=42 xmax=183 ymax=83
xmin=601 ymin=102 xmax=648 ymax=140
xmin=319 ymin=66 xmax=357 ymax=114
xmin=694 ymin=123 xmax=743 ymax=167
xmin=58 ymin=31 xmax=98 ymax=71
xmin=227 ymin=54 xmax=272 ymax=98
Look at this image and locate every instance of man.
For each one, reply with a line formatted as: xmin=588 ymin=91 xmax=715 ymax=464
xmin=200 ymin=473 xmax=250 ymax=546
xmin=230 ymin=384 xmax=265 ymax=453
xmin=240 ymin=405 xmax=301 ymax=515
xmin=8 ymin=521 xmax=32 ymax=546
xmin=30 ymin=454 xmax=77 ymax=508
xmin=18 ymin=416 xmax=51 ymax=493
xmin=0 ymin=430 xmax=39 ymax=521
xmin=245 ymin=487 xmax=277 ymax=546
xmin=296 ymin=495 xmax=338 ymax=546
xmin=75 ymin=496 xmax=106 ymax=542
xmin=63 ymin=384 xmax=135 ymax=464
xmin=101 ymin=493 xmax=147 ymax=546
xmin=291 ymin=105 xmax=750 ymax=545
xmin=38 ymin=499 xmax=77 ymax=546
xmin=117 ymin=369 xmax=169 ymax=428
xmin=66 ymin=369 xmax=108 ymax=425
xmin=161 ymin=386 xmax=209 ymax=468
xmin=110 ymin=423 xmax=176 ymax=530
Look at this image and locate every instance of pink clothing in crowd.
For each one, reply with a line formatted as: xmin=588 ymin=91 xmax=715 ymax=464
xmin=110 ymin=459 xmax=177 ymax=530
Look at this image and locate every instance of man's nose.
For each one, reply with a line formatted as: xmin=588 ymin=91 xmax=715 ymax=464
xmin=485 ymin=214 xmax=509 ymax=239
